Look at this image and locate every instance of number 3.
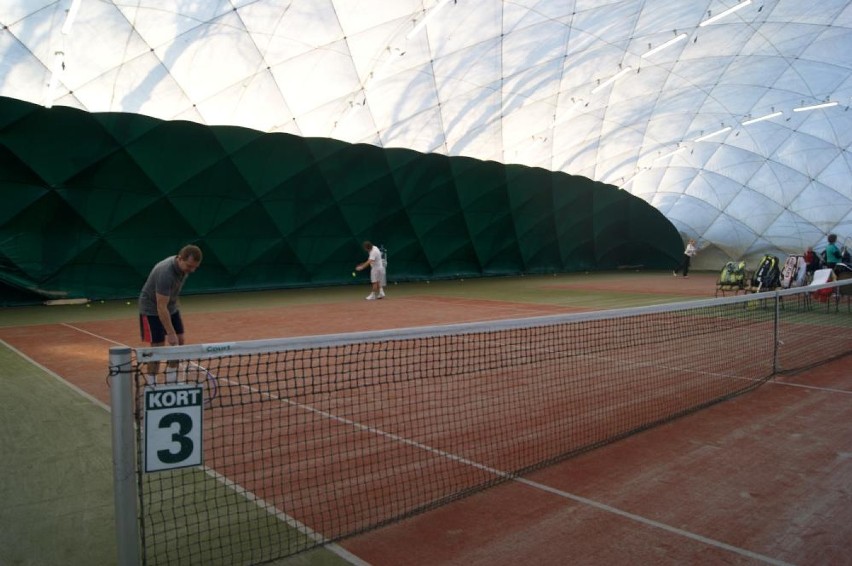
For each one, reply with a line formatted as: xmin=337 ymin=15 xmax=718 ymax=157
xmin=157 ymin=413 xmax=194 ymax=464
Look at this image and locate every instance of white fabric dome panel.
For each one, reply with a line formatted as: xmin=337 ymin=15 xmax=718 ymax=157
xmin=0 ymin=0 xmax=850 ymax=267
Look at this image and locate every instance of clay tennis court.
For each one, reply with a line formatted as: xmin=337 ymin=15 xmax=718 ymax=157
xmin=1 ymin=272 xmax=851 ymax=565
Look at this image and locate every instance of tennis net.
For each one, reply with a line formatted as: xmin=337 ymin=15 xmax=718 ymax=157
xmin=109 ymin=281 xmax=852 ymax=565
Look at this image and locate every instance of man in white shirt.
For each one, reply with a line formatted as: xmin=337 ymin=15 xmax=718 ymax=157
xmin=355 ymin=241 xmax=386 ymax=300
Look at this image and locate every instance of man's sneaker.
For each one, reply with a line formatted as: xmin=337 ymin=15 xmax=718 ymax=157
xmin=672 ymin=271 xmax=677 ymax=276
xmin=377 ymin=291 xmax=385 ymax=299
xmin=366 ymin=293 xmax=376 ymax=300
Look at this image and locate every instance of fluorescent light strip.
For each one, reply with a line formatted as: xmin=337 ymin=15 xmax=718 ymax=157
xmin=694 ymin=126 xmax=732 ymax=142
xmin=792 ymin=101 xmax=838 ymax=112
xmin=742 ymin=111 xmax=783 ymax=126
xmin=62 ymin=0 xmax=82 ymax=35
xmin=591 ymin=67 xmax=632 ymax=94
xmin=641 ymin=33 xmax=687 ymax=58
xmin=699 ymin=0 xmax=752 ymax=27
xmin=654 ymin=147 xmax=686 ymax=162
xmin=406 ymin=0 xmax=453 ymax=40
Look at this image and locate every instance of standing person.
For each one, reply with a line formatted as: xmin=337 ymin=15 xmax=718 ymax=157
xmin=673 ymin=239 xmax=698 ymax=278
xmin=355 ymin=241 xmax=385 ymax=300
xmin=138 ymin=244 xmax=203 ymax=384
xmin=825 ymin=234 xmax=842 ymax=271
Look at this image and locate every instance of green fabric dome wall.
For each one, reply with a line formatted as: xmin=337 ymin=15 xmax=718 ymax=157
xmin=0 ymin=96 xmax=682 ymax=305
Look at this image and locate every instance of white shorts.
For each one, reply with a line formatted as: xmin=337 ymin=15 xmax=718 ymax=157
xmin=371 ymin=268 xmax=386 ymax=285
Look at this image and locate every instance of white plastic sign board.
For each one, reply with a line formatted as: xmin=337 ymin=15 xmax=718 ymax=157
xmin=144 ymin=385 xmax=203 ymax=472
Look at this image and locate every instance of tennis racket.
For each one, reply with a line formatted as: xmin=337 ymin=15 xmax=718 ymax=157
xmin=180 ymin=361 xmax=219 ymax=407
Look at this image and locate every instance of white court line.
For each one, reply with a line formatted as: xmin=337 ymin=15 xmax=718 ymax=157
xmin=38 ymin=324 xmax=370 ymax=566
xmin=61 ymin=322 xmax=797 ymax=564
xmin=60 ymin=322 xmax=127 ymax=346
xmin=768 ymin=379 xmax=852 ymax=395
xmin=513 ymin=477 xmax=793 ymax=566
xmin=223 ymin=377 xmax=792 ymax=566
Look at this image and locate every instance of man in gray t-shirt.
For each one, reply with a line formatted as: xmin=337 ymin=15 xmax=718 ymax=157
xmin=138 ymin=244 xmax=202 ymax=383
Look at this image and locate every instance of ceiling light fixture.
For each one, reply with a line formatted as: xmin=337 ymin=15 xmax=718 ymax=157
xmin=407 ymin=0 xmax=453 ymax=40
xmin=699 ymin=0 xmax=752 ymax=27
xmin=364 ymin=47 xmax=405 ymax=88
xmin=694 ymin=126 xmax=732 ymax=142
xmin=792 ymin=101 xmax=838 ymax=112
xmin=618 ymin=172 xmax=640 ymax=189
xmin=62 ymin=0 xmax=82 ymax=35
xmin=44 ymin=51 xmax=65 ymax=108
xmin=641 ymin=33 xmax=687 ymax=58
xmin=742 ymin=111 xmax=783 ymax=125
xmin=591 ymin=66 xmax=632 ymax=94
xmin=654 ymin=147 xmax=686 ymax=162
xmin=332 ymin=98 xmax=366 ymax=133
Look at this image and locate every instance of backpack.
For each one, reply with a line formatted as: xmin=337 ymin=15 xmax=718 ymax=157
xmin=751 ymin=255 xmax=780 ymax=291
xmin=719 ymin=261 xmax=746 ymax=286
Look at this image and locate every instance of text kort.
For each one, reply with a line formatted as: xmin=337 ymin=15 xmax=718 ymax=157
xmin=146 ymin=388 xmax=202 ymax=409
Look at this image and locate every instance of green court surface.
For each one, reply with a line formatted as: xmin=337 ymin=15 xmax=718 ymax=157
xmin=0 ymin=342 xmax=356 ymax=566
xmin=0 ymin=345 xmax=116 ymax=566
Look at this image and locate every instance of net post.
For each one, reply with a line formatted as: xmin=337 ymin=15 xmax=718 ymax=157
xmin=773 ymin=291 xmax=780 ymax=374
xmin=109 ymin=346 xmax=141 ymax=566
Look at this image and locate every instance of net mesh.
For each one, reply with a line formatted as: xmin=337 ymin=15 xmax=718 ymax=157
xmin=126 ymin=284 xmax=852 ymax=565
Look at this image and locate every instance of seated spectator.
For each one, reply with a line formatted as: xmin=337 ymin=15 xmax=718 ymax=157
xmin=804 ymin=247 xmax=818 ymax=273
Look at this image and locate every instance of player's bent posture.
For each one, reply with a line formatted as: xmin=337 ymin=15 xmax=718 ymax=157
xmin=138 ymin=245 xmax=203 ymax=384
xmin=355 ymin=241 xmax=386 ymax=300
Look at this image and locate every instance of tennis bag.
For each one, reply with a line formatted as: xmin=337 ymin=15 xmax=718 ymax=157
xmin=780 ymin=255 xmax=807 ymax=288
xmin=835 ymin=263 xmax=852 ymax=280
xmin=751 ymin=255 xmax=780 ymax=291
xmin=719 ymin=261 xmax=746 ymax=286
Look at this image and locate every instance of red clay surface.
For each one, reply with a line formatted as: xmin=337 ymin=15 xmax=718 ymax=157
xmin=344 ymin=355 xmax=852 ymax=565
xmin=1 ymin=273 xmax=850 ymax=566
xmin=0 ymin=295 xmax=581 ymax=407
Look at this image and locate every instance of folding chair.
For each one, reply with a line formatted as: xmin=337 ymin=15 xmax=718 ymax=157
xmin=808 ymin=268 xmax=835 ymax=312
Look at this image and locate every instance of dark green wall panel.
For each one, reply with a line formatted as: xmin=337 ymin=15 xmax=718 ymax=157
xmin=0 ymin=96 xmax=682 ymax=305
